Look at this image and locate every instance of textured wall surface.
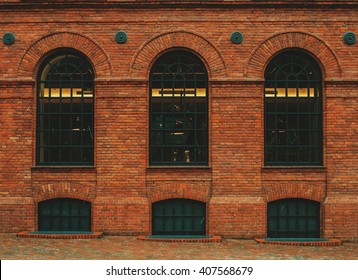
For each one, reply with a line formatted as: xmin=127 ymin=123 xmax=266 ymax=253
xmin=0 ymin=1 xmax=357 ymax=240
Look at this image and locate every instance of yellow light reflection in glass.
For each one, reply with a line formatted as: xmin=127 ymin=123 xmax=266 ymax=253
xmin=151 ymin=88 xmax=206 ymax=97
xmin=265 ymin=88 xmax=316 ymax=98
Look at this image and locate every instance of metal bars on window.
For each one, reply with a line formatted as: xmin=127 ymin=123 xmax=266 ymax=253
xmin=264 ymin=51 xmax=323 ymax=165
xmin=152 ymin=199 xmax=206 ymax=235
xmin=150 ymin=51 xmax=208 ymax=165
xmin=37 ymin=51 xmax=94 ymax=165
xmin=267 ymin=198 xmax=320 ymax=238
xmin=38 ymin=198 xmax=91 ymax=232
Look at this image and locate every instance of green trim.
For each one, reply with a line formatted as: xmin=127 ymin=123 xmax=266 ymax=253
xmin=3 ymin=32 xmax=15 ymax=45
xmin=230 ymin=31 xmax=243 ymax=44
xmin=147 ymin=235 xmax=211 ymax=239
xmin=266 ymin=238 xmax=328 ymax=242
xmin=30 ymin=231 xmax=93 ymax=234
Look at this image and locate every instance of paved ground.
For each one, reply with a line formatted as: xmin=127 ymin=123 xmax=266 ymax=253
xmin=1 ymin=234 xmax=358 ymax=260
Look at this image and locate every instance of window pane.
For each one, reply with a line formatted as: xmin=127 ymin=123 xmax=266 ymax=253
xmin=150 ymin=51 xmax=208 ymax=165
xmin=152 ymin=199 xmax=206 ymax=235
xmin=37 ymin=52 xmax=94 ymax=166
xmin=264 ymin=51 xmax=322 ymax=166
xmin=38 ymin=198 xmax=91 ymax=232
xmin=268 ymin=199 xmax=320 ymax=238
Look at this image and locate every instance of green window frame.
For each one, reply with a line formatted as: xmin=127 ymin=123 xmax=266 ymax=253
xmin=37 ymin=51 xmax=94 ymax=165
xmin=152 ymin=199 xmax=206 ymax=235
xmin=264 ymin=51 xmax=323 ymax=166
xmin=38 ymin=198 xmax=91 ymax=232
xmin=149 ymin=50 xmax=208 ymax=165
xmin=267 ymin=198 xmax=320 ymax=238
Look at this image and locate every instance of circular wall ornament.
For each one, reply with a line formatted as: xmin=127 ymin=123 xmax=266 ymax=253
xmin=3 ymin=32 xmax=15 ymax=45
xmin=343 ymin=31 xmax=356 ymax=45
xmin=115 ymin=31 xmax=127 ymax=44
xmin=230 ymin=31 xmax=243 ymax=44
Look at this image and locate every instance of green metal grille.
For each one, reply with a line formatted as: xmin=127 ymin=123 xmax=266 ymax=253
xmin=38 ymin=198 xmax=91 ymax=232
xmin=264 ymin=51 xmax=322 ymax=165
xmin=37 ymin=51 xmax=94 ymax=165
xmin=268 ymin=198 xmax=320 ymax=238
xmin=152 ymin=199 xmax=206 ymax=235
xmin=149 ymin=51 xmax=208 ymax=165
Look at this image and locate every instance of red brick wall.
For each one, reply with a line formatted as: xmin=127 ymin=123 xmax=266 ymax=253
xmin=0 ymin=1 xmax=357 ymax=240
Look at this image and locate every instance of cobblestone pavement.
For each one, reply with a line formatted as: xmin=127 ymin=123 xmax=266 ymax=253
xmin=1 ymin=234 xmax=358 ymax=260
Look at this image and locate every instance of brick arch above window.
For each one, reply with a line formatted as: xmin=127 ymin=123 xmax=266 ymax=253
xmin=130 ymin=30 xmax=227 ymax=79
xmin=262 ymin=182 xmax=326 ymax=203
xmin=33 ymin=181 xmax=96 ymax=203
xmin=17 ymin=32 xmax=112 ymax=79
xmin=245 ymin=31 xmax=342 ymax=80
xmin=147 ymin=184 xmax=210 ymax=204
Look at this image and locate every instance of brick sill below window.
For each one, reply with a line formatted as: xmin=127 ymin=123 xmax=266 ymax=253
xmin=31 ymin=166 xmax=96 ymax=170
xmin=262 ymin=166 xmax=327 ymax=171
xmin=147 ymin=166 xmax=212 ymax=170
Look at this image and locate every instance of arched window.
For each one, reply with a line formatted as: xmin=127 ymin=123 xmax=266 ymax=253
xmin=264 ymin=51 xmax=322 ymax=165
xmin=149 ymin=50 xmax=208 ymax=165
xmin=38 ymin=198 xmax=91 ymax=232
xmin=152 ymin=199 xmax=206 ymax=235
xmin=267 ymin=198 xmax=320 ymax=238
xmin=37 ymin=51 xmax=94 ymax=165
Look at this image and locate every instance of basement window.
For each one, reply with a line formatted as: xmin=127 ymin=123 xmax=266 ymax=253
xmin=267 ymin=198 xmax=320 ymax=238
xmin=152 ymin=199 xmax=206 ymax=235
xmin=38 ymin=198 xmax=91 ymax=232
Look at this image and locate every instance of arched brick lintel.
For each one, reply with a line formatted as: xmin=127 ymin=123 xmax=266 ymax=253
xmin=130 ymin=30 xmax=227 ymax=79
xmin=262 ymin=183 xmax=326 ymax=203
xmin=245 ymin=32 xmax=342 ymax=80
xmin=147 ymin=185 xmax=210 ymax=204
xmin=17 ymin=32 xmax=112 ymax=79
xmin=33 ymin=181 xmax=96 ymax=203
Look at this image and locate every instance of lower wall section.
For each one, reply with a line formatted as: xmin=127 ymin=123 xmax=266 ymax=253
xmin=208 ymin=196 xmax=266 ymax=238
xmin=0 ymin=197 xmax=35 ymax=233
xmin=324 ymin=195 xmax=358 ymax=241
xmin=93 ymin=197 xmax=150 ymax=235
xmin=3 ymin=194 xmax=358 ymax=241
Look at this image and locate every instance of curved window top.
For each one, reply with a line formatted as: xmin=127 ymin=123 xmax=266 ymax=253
xmin=265 ymin=51 xmax=322 ymax=89
xmin=150 ymin=51 xmax=207 ymax=98
xmin=39 ymin=52 xmax=94 ymax=96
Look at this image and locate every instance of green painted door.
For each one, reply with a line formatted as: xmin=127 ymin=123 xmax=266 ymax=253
xmin=152 ymin=199 xmax=206 ymax=235
xmin=38 ymin=198 xmax=91 ymax=232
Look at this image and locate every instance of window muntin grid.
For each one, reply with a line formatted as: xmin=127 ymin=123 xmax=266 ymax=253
xmin=267 ymin=198 xmax=320 ymax=238
xmin=264 ymin=51 xmax=323 ymax=166
xmin=37 ymin=52 xmax=94 ymax=165
xmin=152 ymin=199 xmax=206 ymax=235
xmin=38 ymin=198 xmax=91 ymax=232
xmin=150 ymin=51 xmax=208 ymax=165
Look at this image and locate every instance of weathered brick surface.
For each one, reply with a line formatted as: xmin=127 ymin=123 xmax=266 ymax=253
xmin=0 ymin=1 xmax=357 ymax=240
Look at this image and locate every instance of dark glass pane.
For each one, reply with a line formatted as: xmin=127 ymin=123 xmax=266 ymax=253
xmin=37 ymin=52 xmax=94 ymax=165
xmin=150 ymin=51 xmax=208 ymax=165
xmin=264 ymin=51 xmax=322 ymax=166
xmin=267 ymin=199 xmax=320 ymax=238
xmin=152 ymin=199 xmax=206 ymax=235
xmin=38 ymin=198 xmax=91 ymax=231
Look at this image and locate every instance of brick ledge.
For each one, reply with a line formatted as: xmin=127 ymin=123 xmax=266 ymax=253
xmin=138 ymin=235 xmax=222 ymax=243
xmin=17 ymin=231 xmax=103 ymax=239
xmin=255 ymin=238 xmax=342 ymax=246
